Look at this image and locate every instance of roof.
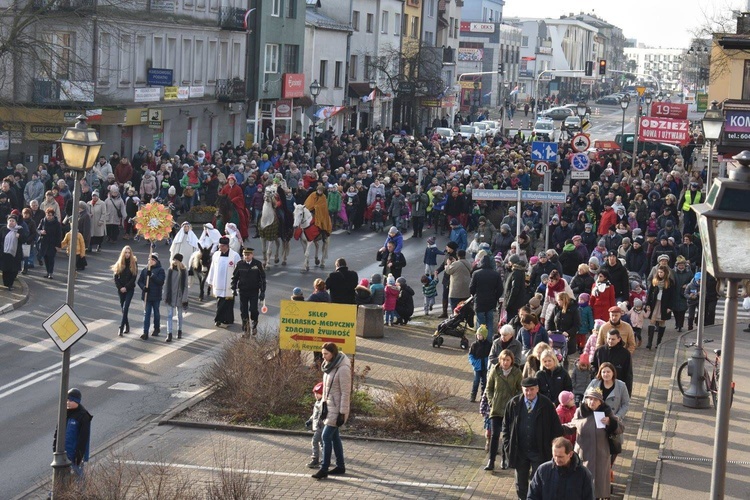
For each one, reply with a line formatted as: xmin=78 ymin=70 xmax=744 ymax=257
xmin=305 ymin=8 xmax=352 ymax=32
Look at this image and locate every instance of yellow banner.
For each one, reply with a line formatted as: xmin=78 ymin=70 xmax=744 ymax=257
xmin=278 ymin=300 xmax=357 ymax=354
xmin=164 ymin=86 xmax=179 ymax=100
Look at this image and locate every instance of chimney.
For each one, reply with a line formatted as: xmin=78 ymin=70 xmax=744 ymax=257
xmin=738 ymin=12 xmax=750 ymax=34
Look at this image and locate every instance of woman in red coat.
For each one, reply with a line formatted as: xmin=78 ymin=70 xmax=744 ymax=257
xmin=589 ymin=269 xmax=616 ymax=321
xmin=218 ymin=175 xmax=249 ymax=240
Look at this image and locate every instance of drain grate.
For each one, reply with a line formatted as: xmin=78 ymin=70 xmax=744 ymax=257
xmin=659 ymin=455 xmax=750 ymax=466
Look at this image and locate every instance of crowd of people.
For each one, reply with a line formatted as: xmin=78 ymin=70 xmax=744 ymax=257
xmin=0 ymin=109 xmax=727 ymax=496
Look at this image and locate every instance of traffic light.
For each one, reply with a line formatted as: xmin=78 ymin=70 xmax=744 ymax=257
xmin=498 ymin=63 xmax=504 ymax=75
xmin=599 ymin=59 xmax=607 ymax=75
xmin=585 ymin=61 xmax=594 ymax=77
xmin=699 ymin=67 xmax=709 ymax=80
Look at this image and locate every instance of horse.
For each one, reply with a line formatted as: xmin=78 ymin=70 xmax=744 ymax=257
xmin=258 ymin=186 xmax=290 ymax=267
xmin=189 ymin=243 xmax=212 ymax=301
xmin=292 ymin=204 xmax=329 ymax=273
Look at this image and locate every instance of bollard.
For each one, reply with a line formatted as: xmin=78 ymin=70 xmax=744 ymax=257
xmin=356 ymin=304 xmax=384 ymax=339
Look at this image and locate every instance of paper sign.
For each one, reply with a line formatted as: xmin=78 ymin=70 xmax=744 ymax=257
xmin=594 ymin=411 xmax=606 ymax=429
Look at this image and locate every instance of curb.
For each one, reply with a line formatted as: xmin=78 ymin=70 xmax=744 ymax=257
xmin=0 ymin=276 xmax=29 ymax=314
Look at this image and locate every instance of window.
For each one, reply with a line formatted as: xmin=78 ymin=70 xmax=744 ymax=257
xmin=135 ymin=36 xmax=147 ymax=84
xmin=286 ymin=0 xmax=296 ymax=18
xmin=193 ymin=39 xmax=204 ymax=83
xmin=364 ymin=55 xmax=372 ymax=80
xmin=43 ymin=32 xmax=72 ymax=79
xmin=181 ymin=38 xmax=192 ymax=84
xmin=152 ymin=37 xmax=163 ymax=68
xmin=272 ymin=0 xmax=280 ymax=17
xmin=522 ymin=36 xmax=529 ymax=47
xmin=449 ymin=17 xmax=454 ymax=38
xmin=381 ymin=11 xmax=388 ymax=33
xmin=283 ymin=44 xmax=299 ymax=74
xmin=743 ymin=60 xmax=750 ymax=100
xmin=395 ymin=13 xmax=401 ymax=35
xmin=366 ymin=13 xmax=374 ymax=33
xmin=453 ymin=19 xmax=458 ymax=38
xmin=207 ymin=41 xmax=217 ymax=83
xmin=424 ymin=31 xmax=433 ymax=46
xmin=352 ymin=11 xmax=359 ymax=31
xmin=319 ymin=59 xmax=328 ymax=87
xmin=119 ymin=35 xmax=131 ymax=84
xmin=402 ymin=14 xmax=408 ymax=36
xmin=264 ymin=43 xmax=279 ymax=73
xmin=335 ymin=61 xmax=343 ymax=88
xmin=411 ymin=16 xmax=419 ymax=38
xmin=98 ymin=32 xmax=110 ymax=85
xmin=427 ymin=0 xmax=434 ymax=17
xmin=350 ymin=55 xmax=358 ymax=80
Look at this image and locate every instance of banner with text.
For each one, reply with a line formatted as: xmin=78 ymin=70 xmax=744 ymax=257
xmin=278 ymin=300 xmax=357 ymax=354
xmin=639 ymin=117 xmax=690 ymax=145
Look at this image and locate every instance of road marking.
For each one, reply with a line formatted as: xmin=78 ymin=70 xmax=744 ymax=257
xmin=171 ymin=390 xmax=200 ymax=398
xmin=0 ymin=337 xmax=126 ymax=399
xmin=131 ymin=328 xmax=215 ymax=365
xmin=108 ymin=382 xmax=141 ymax=391
xmin=83 ymin=380 xmax=107 ymax=387
xmin=272 ymin=270 xmax=287 ymax=276
xmin=331 ymin=229 xmax=346 ymax=235
xmin=20 ymin=339 xmax=55 ymax=352
xmin=122 ymin=461 xmax=467 ymax=490
xmin=360 ymin=232 xmax=377 ymax=239
xmin=177 ymin=352 xmax=213 ymax=369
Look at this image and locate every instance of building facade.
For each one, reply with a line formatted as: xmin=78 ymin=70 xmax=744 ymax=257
xmin=623 ymin=47 xmax=685 ymax=91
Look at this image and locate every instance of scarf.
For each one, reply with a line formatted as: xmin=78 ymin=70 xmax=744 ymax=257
xmin=4 ymin=225 xmax=19 ymax=255
xmin=502 ymin=367 xmax=512 ymax=377
xmin=547 ymin=278 xmax=565 ymax=300
xmin=321 ymin=352 xmax=344 ymax=374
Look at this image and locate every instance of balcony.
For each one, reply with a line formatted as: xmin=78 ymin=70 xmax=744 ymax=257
xmin=218 ymin=7 xmax=247 ymax=31
xmin=32 ymin=78 xmax=95 ymax=104
xmin=442 ymin=47 xmax=455 ymax=64
xmin=33 ymin=0 xmax=97 ymax=13
xmin=216 ymin=78 xmax=246 ymax=102
xmin=32 ymin=79 xmax=60 ymax=104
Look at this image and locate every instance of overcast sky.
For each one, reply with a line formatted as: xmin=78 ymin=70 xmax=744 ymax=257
xmin=503 ymin=0 xmax=746 ymax=49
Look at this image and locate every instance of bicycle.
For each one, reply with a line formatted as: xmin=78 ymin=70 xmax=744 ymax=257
xmin=676 ymin=339 xmax=735 ymax=408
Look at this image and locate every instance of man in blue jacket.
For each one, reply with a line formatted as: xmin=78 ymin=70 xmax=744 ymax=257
xmin=53 ymin=388 xmax=92 ymax=479
xmin=528 ymin=437 xmax=594 ymax=500
xmin=138 ymin=253 xmax=166 ymax=340
xmin=449 ymin=218 xmax=468 ymax=251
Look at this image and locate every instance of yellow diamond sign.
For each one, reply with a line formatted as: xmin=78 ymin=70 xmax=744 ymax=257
xmin=43 ymin=304 xmax=88 ymax=352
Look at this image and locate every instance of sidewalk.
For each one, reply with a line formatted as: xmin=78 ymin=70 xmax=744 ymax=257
xmin=653 ymin=323 xmax=750 ymax=500
xmin=0 ymin=276 xmax=29 ymax=314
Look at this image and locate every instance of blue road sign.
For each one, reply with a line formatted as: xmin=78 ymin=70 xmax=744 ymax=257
xmin=532 ymin=141 xmax=558 ymax=163
xmin=570 ymin=153 xmax=590 ymax=171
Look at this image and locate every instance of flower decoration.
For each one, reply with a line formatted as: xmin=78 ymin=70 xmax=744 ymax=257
xmin=134 ymin=202 xmax=173 ymax=241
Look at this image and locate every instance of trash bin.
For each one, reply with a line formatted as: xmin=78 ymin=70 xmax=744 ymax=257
xmin=356 ymin=304 xmax=384 ymax=339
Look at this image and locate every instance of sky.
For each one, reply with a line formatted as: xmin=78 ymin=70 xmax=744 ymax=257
xmin=502 ymin=0 xmax=747 ymax=49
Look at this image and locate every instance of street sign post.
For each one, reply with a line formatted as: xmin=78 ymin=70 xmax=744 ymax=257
xmin=532 ymin=141 xmax=558 ymax=163
xmin=570 ymin=153 xmax=590 ymax=171
xmin=472 ymin=189 xmax=566 ymax=203
xmin=533 ymin=161 xmax=549 ymax=176
xmin=279 ymin=300 xmax=357 ymax=354
xmin=571 ymin=133 xmax=591 ymax=152
xmin=43 ymin=304 xmax=88 ymax=352
xmin=571 ymin=171 xmax=590 ymax=180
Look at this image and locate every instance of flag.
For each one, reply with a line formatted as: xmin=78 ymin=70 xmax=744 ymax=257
xmin=361 ymin=89 xmax=376 ymax=103
xmin=314 ymin=106 xmax=347 ymax=120
xmin=509 ymin=86 xmax=519 ymax=96
xmin=85 ymin=109 xmax=102 ymax=121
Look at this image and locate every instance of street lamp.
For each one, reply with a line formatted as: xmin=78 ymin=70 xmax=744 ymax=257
xmin=644 ymin=92 xmax=653 ymax=116
xmin=619 ymin=95 xmax=630 ymax=173
xmin=576 ymin=100 xmax=587 ymax=119
xmin=630 ymin=93 xmax=643 ymax=173
xmin=684 ymin=100 xmax=724 ymax=409
xmin=472 ymin=80 xmax=480 ymax=119
xmin=368 ymin=78 xmax=377 ymax=130
xmin=52 ymin=116 xmax=103 ymax=491
xmin=692 ymin=150 xmax=750 ymax=500
xmin=309 ymin=79 xmax=321 ymax=167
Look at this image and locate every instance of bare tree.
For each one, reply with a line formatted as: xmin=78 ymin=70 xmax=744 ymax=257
xmin=688 ymin=1 xmax=748 ymax=82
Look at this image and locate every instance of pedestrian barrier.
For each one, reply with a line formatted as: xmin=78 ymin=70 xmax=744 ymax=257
xmin=593 ymin=108 xmax=601 ymax=116
xmin=356 ymin=304 xmax=384 ymax=339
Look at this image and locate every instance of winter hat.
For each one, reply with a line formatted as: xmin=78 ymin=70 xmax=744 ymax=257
xmin=173 ymin=253 xmax=183 ymax=262
xmin=312 ymin=382 xmax=324 ymax=395
xmin=540 ymin=273 xmax=549 ymax=282
xmin=578 ymin=354 xmax=590 ymax=366
xmin=371 ymin=273 xmax=382 ymax=284
xmin=530 ymin=256 xmax=539 ymax=266
xmin=622 ymin=237 xmax=631 ymax=245
xmin=597 ymin=239 xmax=606 ymax=248
xmin=387 ymin=276 xmax=396 ymax=286
xmin=476 ymin=324 xmax=488 ymax=339
xmin=388 ymin=226 xmax=398 ymax=235
xmin=358 ymin=278 xmax=370 ymax=288
xmin=578 ymin=292 xmax=590 ymax=304
xmin=427 ymin=236 xmax=436 ymax=245
xmin=67 ymin=388 xmax=82 ymax=404
xmin=585 ymin=387 xmax=605 ymax=401
xmin=450 ymin=218 xmax=460 ymax=226
xmin=292 ymin=287 xmax=303 ymax=297
xmin=509 ymin=254 xmax=521 ymax=265
xmin=694 ymin=272 xmax=702 ymax=281
xmin=494 ymin=252 xmax=504 ymax=263
xmin=396 ymin=277 xmax=407 ymax=286
xmin=446 ymin=241 xmax=459 ymax=251
xmin=529 ymin=296 xmax=541 ymax=308
xmin=558 ymin=391 xmax=574 ymax=406
xmin=634 ymin=298 xmax=643 ymax=307
xmin=589 ymin=256 xmax=600 ymax=268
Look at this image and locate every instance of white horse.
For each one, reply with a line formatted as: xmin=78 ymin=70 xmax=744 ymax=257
xmin=258 ymin=186 xmax=289 ymax=267
xmin=292 ymin=204 xmax=329 ymax=273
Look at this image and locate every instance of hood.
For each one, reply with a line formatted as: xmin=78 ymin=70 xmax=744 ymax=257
xmin=480 ymin=255 xmax=494 ymax=269
xmin=563 ymin=243 xmax=576 ymax=252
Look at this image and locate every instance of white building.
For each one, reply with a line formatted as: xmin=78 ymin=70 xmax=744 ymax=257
xmin=624 ymin=47 xmax=686 ymax=91
xmin=506 ymin=18 xmax=554 ymax=99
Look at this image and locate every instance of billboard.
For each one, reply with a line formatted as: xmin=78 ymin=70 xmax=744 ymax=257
xmin=458 ymin=48 xmax=483 ymax=62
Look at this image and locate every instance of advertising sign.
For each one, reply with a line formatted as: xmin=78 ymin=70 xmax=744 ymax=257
xmin=189 ymin=85 xmax=204 ymax=98
xmin=723 ymin=110 xmax=750 ymax=141
xmin=458 ymin=48 xmax=484 ymax=62
xmin=147 ymin=68 xmax=173 ymax=86
xmin=148 ymin=108 xmax=163 ymax=129
xmin=164 ymin=87 xmax=179 ymax=100
xmin=460 ymin=22 xmax=495 ymax=33
xmin=177 ymin=87 xmax=190 ymax=100
xmin=135 ymin=87 xmax=161 ymax=103
xmin=278 ymin=300 xmax=356 ymax=354
xmin=275 ymin=99 xmax=292 ymax=118
xmin=282 ymin=73 xmax=305 ymax=98
xmin=639 ymin=117 xmax=690 ymax=144
xmin=650 ymin=102 xmax=688 ymax=120
xmin=696 ymin=93 xmax=709 ymax=112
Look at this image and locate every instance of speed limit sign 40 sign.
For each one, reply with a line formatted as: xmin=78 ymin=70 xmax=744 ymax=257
xmin=534 ymin=161 xmax=549 ymax=176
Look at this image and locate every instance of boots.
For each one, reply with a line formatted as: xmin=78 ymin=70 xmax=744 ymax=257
xmin=252 ymin=321 xmax=258 ymax=335
xmin=151 ymin=328 xmax=160 ymax=337
xmin=166 ymin=332 xmax=173 ymax=343
xmin=484 ymin=460 xmax=495 ymax=471
xmin=140 ymin=332 xmax=149 ymax=340
xmin=438 ymin=297 xmax=449 ymax=318
xmin=657 ymin=326 xmax=666 ymax=346
xmin=124 ymin=321 xmax=130 ymax=334
xmin=118 ymin=325 xmax=124 ymax=337
xmin=646 ymin=325 xmax=656 ymax=349
xmin=177 ymin=330 xmax=182 ymax=339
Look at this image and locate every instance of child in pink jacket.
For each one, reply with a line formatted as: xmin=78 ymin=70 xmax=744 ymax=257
xmin=383 ymin=275 xmax=400 ymax=326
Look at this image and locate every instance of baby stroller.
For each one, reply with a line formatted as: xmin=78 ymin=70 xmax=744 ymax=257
xmin=433 ymin=296 xmax=474 ymax=349
xmin=548 ymin=330 xmax=569 ymax=367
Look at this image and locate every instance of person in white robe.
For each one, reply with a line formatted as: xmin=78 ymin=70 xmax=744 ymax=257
xmin=206 ymin=236 xmax=241 ymax=325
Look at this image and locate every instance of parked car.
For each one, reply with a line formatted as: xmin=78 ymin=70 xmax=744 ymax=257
xmin=471 ymin=122 xmax=492 ymax=138
xmin=614 ymin=133 xmax=682 ymax=156
xmin=434 ymin=127 xmax=455 ymax=142
xmin=458 ymin=125 xmax=480 ymax=138
xmin=563 ymin=103 xmax=591 ymax=116
xmin=596 ymin=95 xmax=621 ymax=105
xmin=480 ymin=120 xmax=500 ymax=136
xmin=533 ymin=119 xmax=555 ymax=141
xmin=539 ymin=106 xmax=574 ymax=120
xmin=563 ymin=116 xmax=582 ymax=134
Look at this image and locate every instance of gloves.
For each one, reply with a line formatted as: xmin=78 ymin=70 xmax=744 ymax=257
xmin=182 ymin=302 xmax=188 ymax=310
xmin=305 ymin=418 xmax=312 ymax=429
xmin=259 ymin=293 xmax=265 ymax=302
xmin=147 ymin=269 xmax=152 ymax=276
xmin=144 ymin=287 xmax=150 ymax=293
xmin=336 ymin=413 xmax=346 ymax=427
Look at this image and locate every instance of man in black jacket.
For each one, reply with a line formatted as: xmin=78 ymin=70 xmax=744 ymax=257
xmin=232 ymin=248 xmax=267 ymax=336
xmin=528 ymin=437 xmax=594 ymax=500
xmin=504 ymin=255 xmax=527 ymax=323
xmin=591 ymin=328 xmax=633 ymax=394
xmin=469 ymin=254 xmax=503 ymax=338
xmin=600 ymin=251 xmax=630 ymax=303
xmin=503 ymin=377 xmax=564 ymax=500
xmin=325 ymin=258 xmax=359 ymax=304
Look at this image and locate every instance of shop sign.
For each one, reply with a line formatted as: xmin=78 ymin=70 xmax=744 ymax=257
xmin=135 ymin=87 xmax=161 ymax=103
xmin=282 ymin=73 xmax=305 ymax=98
xmin=147 ymin=68 xmax=174 ymax=87
xmin=189 ymin=85 xmax=204 ymax=98
xmin=460 ymin=22 xmax=495 ymax=33
xmin=164 ymin=87 xmax=179 ymax=100
xmin=275 ymin=99 xmax=292 ymax=118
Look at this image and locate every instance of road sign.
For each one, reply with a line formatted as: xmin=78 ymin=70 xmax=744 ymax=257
xmin=472 ymin=189 xmax=566 ymax=203
xmin=43 ymin=304 xmax=88 ymax=352
xmin=570 ymin=153 xmax=590 ymax=171
xmin=650 ymin=102 xmax=688 ymax=120
xmin=571 ymin=171 xmax=590 ymax=180
xmin=278 ymin=300 xmax=357 ymax=354
xmin=636 ymin=86 xmax=646 ymax=96
xmin=571 ymin=133 xmax=591 ymax=152
xmin=581 ymin=119 xmax=592 ymax=132
xmin=533 ymin=161 xmax=549 ymax=176
xmin=532 ymin=141 xmax=558 ymax=162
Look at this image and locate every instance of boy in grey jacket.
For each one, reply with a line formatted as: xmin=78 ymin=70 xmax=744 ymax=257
xmin=305 ymin=382 xmax=325 ymax=468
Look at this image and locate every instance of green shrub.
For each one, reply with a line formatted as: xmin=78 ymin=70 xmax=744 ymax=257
xmin=261 ymin=413 xmax=304 ymax=429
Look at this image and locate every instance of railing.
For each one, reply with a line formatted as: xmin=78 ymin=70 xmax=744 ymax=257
xmin=33 ymin=0 xmax=97 ymax=12
xmin=216 ymin=78 xmax=246 ymax=102
xmin=218 ymin=7 xmax=247 ymax=30
xmin=32 ymin=79 xmax=60 ymax=104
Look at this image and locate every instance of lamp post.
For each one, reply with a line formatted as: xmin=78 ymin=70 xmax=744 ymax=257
xmin=691 ymin=150 xmax=750 ymax=500
xmin=644 ymin=91 xmax=653 ymax=116
xmin=630 ymin=93 xmax=646 ymax=173
xmin=52 ymin=116 xmax=103 ymax=492
xmin=684 ymin=100 xmax=724 ymax=408
xmin=688 ymin=46 xmax=708 ymax=91
xmin=619 ymin=95 xmax=630 ymax=173
xmin=309 ymin=79 xmax=321 ymax=167
xmin=368 ymin=78 xmax=376 ymax=130
xmin=471 ymin=80 xmax=480 ymax=120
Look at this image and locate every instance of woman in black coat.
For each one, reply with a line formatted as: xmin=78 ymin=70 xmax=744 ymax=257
xmin=536 ymin=348 xmax=573 ymax=404
xmin=645 ymin=265 xmax=676 ymax=348
xmin=395 ymin=277 xmax=415 ymax=324
xmin=37 ymin=208 xmax=62 ymax=279
xmin=569 ymin=263 xmax=595 ymax=298
xmin=1 ymin=215 xmax=27 ymax=290
xmin=546 ymin=292 xmax=581 ymax=368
